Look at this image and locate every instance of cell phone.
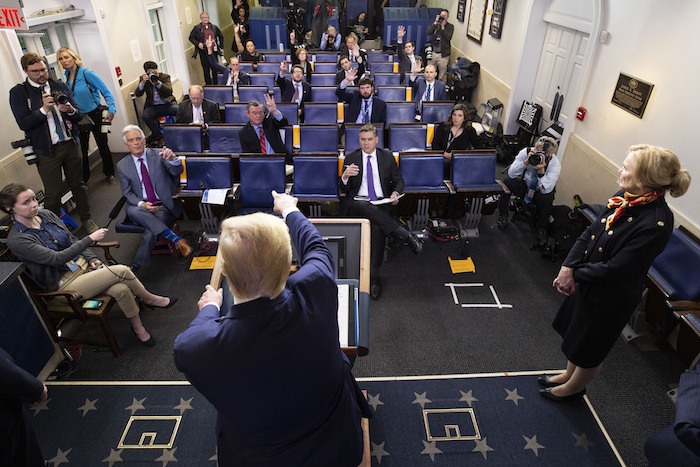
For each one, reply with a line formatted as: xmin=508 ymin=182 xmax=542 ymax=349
xmin=152 ymin=201 xmax=162 ymax=206
xmin=82 ymin=300 xmax=104 ymax=309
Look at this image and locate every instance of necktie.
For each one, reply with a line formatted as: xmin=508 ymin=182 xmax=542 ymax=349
xmin=362 ymin=100 xmax=370 ymax=124
xmin=258 ymin=126 xmax=267 ymax=154
xmin=426 ymin=83 xmax=432 ymax=101
xmin=365 ymin=155 xmax=378 ymax=201
xmin=293 ymin=84 xmax=300 ymax=103
xmin=50 ymin=106 xmax=66 ymax=141
xmin=139 ymin=158 xmax=158 ymax=203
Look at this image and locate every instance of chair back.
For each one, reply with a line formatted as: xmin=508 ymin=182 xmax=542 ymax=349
xmin=293 ymin=155 xmax=339 ymax=201
xmin=368 ymin=52 xmax=392 ymax=62
xmin=254 ymin=62 xmax=280 ymax=75
xmin=162 ymin=125 xmax=202 ymax=153
xmin=238 ymin=85 xmax=270 ymax=104
xmin=371 ymin=62 xmax=396 ymax=74
xmin=451 ymin=153 xmax=501 ymax=191
xmin=310 ymin=86 xmax=338 ymax=102
xmin=345 ymin=124 xmax=384 ymax=152
xmin=184 ymin=157 xmax=233 ymax=191
xmin=311 ymin=73 xmax=336 ymax=86
xmin=239 ymin=156 xmax=286 ymax=208
xmin=399 ymin=152 xmax=447 ymax=192
xmin=239 ymin=62 xmax=254 ymax=73
xmin=373 ymin=72 xmax=401 ymax=86
xmin=249 ymin=72 xmax=276 ymax=89
xmin=386 ymin=102 xmax=417 ymax=124
xmin=263 ymin=52 xmax=287 ymax=62
xmin=313 ymin=52 xmax=339 ymax=62
xmin=314 ymin=62 xmax=337 ymax=73
xmin=648 ymin=228 xmax=700 ymax=301
xmin=304 ymin=102 xmax=340 ymax=124
xmin=422 ymin=101 xmax=455 ymax=124
xmin=203 ymin=85 xmax=234 ymax=106
xmin=224 ymin=103 xmax=250 ymax=124
xmin=377 ymin=86 xmax=409 ymax=102
xmin=208 ymin=124 xmax=245 ymax=154
xmin=389 ymin=123 xmax=428 ymax=152
xmin=275 ymin=102 xmax=299 ymax=125
xmin=299 ymin=124 xmax=339 ymax=153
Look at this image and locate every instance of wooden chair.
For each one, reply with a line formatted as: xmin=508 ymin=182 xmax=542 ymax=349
xmin=24 ymin=242 xmax=124 ymax=357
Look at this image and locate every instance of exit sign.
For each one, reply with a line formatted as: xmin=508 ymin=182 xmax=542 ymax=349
xmin=0 ymin=1 xmax=27 ymax=31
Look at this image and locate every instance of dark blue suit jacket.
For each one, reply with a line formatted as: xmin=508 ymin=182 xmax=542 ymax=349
xmin=410 ymin=76 xmax=448 ymax=110
xmin=207 ymin=53 xmax=251 ymax=86
xmin=9 ymin=78 xmax=82 ymax=158
xmin=174 ymin=211 xmax=371 ymax=466
xmin=336 ymin=86 xmax=387 ymax=124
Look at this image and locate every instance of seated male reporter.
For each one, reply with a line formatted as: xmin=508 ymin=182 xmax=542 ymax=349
xmin=340 ymin=124 xmax=422 ymax=299
xmin=173 ymin=191 xmax=371 ymax=466
xmin=175 ymin=85 xmax=221 ymax=126
xmin=133 ymin=61 xmax=178 ymax=146
xmin=497 ymin=136 xmax=561 ymax=245
xmin=410 ymin=63 xmax=447 ymax=116
xmin=277 ymin=61 xmax=312 ymax=122
xmin=205 ymin=37 xmax=250 ymax=91
xmin=336 ymin=72 xmax=386 ymax=124
xmin=238 ymin=95 xmax=291 ymax=164
xmin=116 ymin=125 xmax=191 ymax=273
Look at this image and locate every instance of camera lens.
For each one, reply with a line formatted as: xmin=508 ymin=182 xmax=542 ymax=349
xmin=53 ymin=92 xmax=68 ymax=105
xmin=149 ymin=73 xmax=159 ymax=84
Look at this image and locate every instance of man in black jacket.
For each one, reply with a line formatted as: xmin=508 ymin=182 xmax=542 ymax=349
xmin=336 ymin=73 xmax=386 ymax=124
xmin=276 ymin=62 xmax=312 ymax=122
xmin=397 ymin=25 xmax=421 ymax=84
xmin=427 ymin=9 xmax=454 ymax=83
xmin=134 ymin=61 xmax=178 ymax=145
xmin=340 ymin=124 xmax=422 ymax=299
xmin=189 ymin=11 xmax=225 ymax=84
xmin=238 ymin=95 xmax=291 ymax=163
xmin=9 ymin=53 xmax=98 ymax=233
xmin=175 ymin=85 xmax=221 ymax=125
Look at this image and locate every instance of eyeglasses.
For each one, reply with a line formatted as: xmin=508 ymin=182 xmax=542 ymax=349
xmin=27 ymin=68 xmax=48 ymax=74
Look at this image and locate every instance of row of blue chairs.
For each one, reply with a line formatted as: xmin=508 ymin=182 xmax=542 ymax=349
xmin=180 ymin=152 xmax=502 ymax=214
xmin=163 ymin=122 xmax=448 ymax=154
xmin=220 ymin=71 xmax=404 ymax=88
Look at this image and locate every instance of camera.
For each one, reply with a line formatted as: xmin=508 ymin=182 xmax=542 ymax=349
xmin=52 ymin=91 xmax=69 ymax=105
xmin=11 ymin=138 xmax=38 ymax=165
xmin=148 ymin=72 xmax=159 ymax=84
xmin=437 ymin=16 xmax=445 ymax=23
xmin=528 ymin=140 xmax=551 ymax=166
xmin=327 ymin=34 xmax=334 ymax=41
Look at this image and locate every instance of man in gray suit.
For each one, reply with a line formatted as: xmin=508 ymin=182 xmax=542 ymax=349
xmin=116 ymin=125 xmax=191 ymax=272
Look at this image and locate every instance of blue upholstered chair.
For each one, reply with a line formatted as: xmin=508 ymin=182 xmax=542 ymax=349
xmin=223 ymin=103 xmax=250 ymax=124
xmin=422 ymin=101 xmax=455 ymax=124
xmin=313 ymin=62 xmax=337 ymax=73
xmin=389 ymin=123 xmax=428 ymax=152
xmin=275 ymin=102 xmax=299 ymax=125
xmin=162 ymin=125 xmax=202 ymax=153
xmin=299 ymin=124 xmax=339 ymax=153
xmin=311 ymin=73 xmax=337 ymax=86
xmin=248 ymin=72 xmax=276 ymax=89
xmin=373 ymin=72 xmax=401 ymax=86
xmin=386 ymin=102 xmax=417 ymax=124
xmin=377 ymin=86 xmax=409 ymax=102
xmin=180 ymin=157 xmax=233 ymax=194
xmin=262 ymin=52 xmax=287 ymax=62
xmin=451 ymin=153 xmax=502 ymax=191
xmin=368 ymin=52 xmax=392 ymax=62
xmin=237 ymin=156 xmax=286 ymax=214
xmin=238 ymin=85 xmax=270 ymax=104
xmin=303 ymin=102 xmax=340 ymax=124
xmin=203 ymin=85 xmax=234 ymax=106
xmin=371 ymin=62 xmax=396 ymax=74
xmin=292 ymin=155 xmax=339 ymax=202
xmin=254 ymin=62 xmax=280 ymax=74
xmin=310 ymin=86 xmax=339 ymax=102
xmin=400 ymin=153 xmax=448 ymax=193
xmin=345 ymin=124 xmax=384 ymax=153
xmin=208 ymin=124 xmax=245 ymax=154
xmin=313 ymin=52 xmax=339 ymax=62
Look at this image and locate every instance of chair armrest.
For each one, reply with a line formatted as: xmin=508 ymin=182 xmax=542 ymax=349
xmin=670 ymin=301 xmax=700 ymax=319
xmin=94 ymin=241 xmax=120 ymax=265
xmin=444 ymin=180 xmax=456 ymax=194
xmin=32 ymin=289 xmax=87 ymax=317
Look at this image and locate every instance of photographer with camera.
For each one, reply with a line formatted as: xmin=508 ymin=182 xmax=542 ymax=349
xmin=320 ymin=26 xmax=341 ymax=51
xmin=497 ymin=136 xmax=561 ymax=245
xmin=134 ymin=61 xmax=178 ymax=146
xmin=9 ymin=53 xmax=99 ymax=234
xmin=426 ymin=9 xmax=454 ymax=83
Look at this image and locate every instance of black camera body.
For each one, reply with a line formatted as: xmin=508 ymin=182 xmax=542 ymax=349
xmin=11 ymin=138 xmax=38 ymax=165
xmin=148 ymin=72 xmax=159 ymax=84
xmin=437 ymin=16 xmax=445 ymax=23
xmin=327 ymin=34 xmax=334 ymax=42
xmin=52 ymin=91 xmax=69 ymax=105
xmin=528 ymin=140 xmax=551 ymax=166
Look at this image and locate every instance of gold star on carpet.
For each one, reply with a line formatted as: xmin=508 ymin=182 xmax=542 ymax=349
xmin=504 ymin=388 xmax=524 ymax=406
xmin=523 ymin=434 xmax=545 ymax=456
xmin=31 ymin=397 xmax=51 ymax=417
xmin=412 ymin=391 xmax=432 ymax=409
xmin=473 ymin=437 xmax=494 ymax=460
xmin=173 ymin=397 xmax=193 ymax=415
xmin=77 ymin=398 xmax=98 ymax=417
xmin=155 ymin=447 xmax=178 ymax=466
xmin=101 ymin=448 xmax=124 ymax=466
xmin=367 ymin=393 xmax=384 ymax=411
xmin=459 ymin=389 xmax=478 ymax=407
xmin=125 ymin=397 xmax=146 ymax=415
xmin=420 ymin=440 xmax=442 ymax=461
xmin=573 ymin=432 xmax=595 ymax=452
xmin=371 ymin=440 xmax=390 ymax=464
xmin=47 ymin=447 xmax=72 ymax=466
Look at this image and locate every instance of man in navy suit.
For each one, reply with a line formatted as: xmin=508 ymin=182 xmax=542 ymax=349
xmin=340 ymin=124 xmax=422 ymax=299
xmin=238 ymin=95 xmax=291 ymax=163
xmin=0 ymin=346 xmax=46 ymax=466
xmin=276 ymin=61 xmax=312 ymax=122
xmin=336 ymin=72 xmax=387 ymax=124
xmin=410 ymin=64 xmax=448 ymax=116
xmin=397 ymin=25 xmax=421 ymax=84
xmin=205 ymin=38 xmax=250 ymax=88
xmin=173 ymin=191 xmax=372 ymax=466
xmin=116 ymin=125 xmax=191 ymax=272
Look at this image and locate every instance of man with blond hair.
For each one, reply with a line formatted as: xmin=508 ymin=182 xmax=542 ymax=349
xmin=174 ymin=191 xmax=371 ymax=465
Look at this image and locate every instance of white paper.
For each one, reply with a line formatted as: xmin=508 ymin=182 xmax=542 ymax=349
xmin=201 ymin=188 xmax=228 ymax=205
xmin=337 ymin=284 xmax=349 ymax=347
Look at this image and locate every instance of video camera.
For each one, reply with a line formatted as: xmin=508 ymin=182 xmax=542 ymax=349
xmin=285 ymin=2 xmax=305 ymax=42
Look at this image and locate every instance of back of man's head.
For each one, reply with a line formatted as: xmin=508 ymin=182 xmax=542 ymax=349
xmin=219 ymin=213 xmax=292 ymax=300
xmin=21 ymin=53 xmax=44 ymax=71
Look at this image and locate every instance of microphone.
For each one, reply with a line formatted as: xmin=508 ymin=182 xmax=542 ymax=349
xmin=104 ymin=196 xmax=127 ymax=228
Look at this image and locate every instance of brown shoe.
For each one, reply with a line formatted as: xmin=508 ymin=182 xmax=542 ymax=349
xmin=175 ymin=239 xmax=192 ymax=257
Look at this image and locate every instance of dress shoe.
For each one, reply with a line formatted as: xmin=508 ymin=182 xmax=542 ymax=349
xmin=175 ymin=239 xmax=192 ymax=257
xmin=83 ymin=219 xmax=100 ymax=234
xmin=539 ymin=386 xmax=586 ymax=402
xmin=106 ymin=175 xmax=117 ymax=185
xmin=131 ymin=327 xmax=155 ymax=347
xmin=370 ymin=277 xmax=382 ymax=300
xmin=144 ymin=297 xmax=178 ymax=310
xmin=406 ymin=233 xmax=423 ymax=255
xmin=537 ymin=375 xmax=563 ymax=388
xmin=497 ymin=215 xmax=508 ymax=230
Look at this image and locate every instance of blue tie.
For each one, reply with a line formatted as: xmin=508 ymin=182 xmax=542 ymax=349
xmin=365 ymin=155 xmax=378 ymax=201
xmin=50 ymin=106 xmax=66 ymax=141
xmin=426 ymin=83 xmax=432 ymax=101
xmin=362 ymin=99 xmax=370 ymax=124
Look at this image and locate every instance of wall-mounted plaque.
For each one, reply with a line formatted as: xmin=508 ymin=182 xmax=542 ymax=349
xmin=611 ymin=73 xmax=654 ymax=118
xmin=456 ymin=0 xmax=467 ymax=23
xmin=467 ymin=0 xmax=487 ymax=43
xmin=489 ymin=0 xmax=507 ymax=39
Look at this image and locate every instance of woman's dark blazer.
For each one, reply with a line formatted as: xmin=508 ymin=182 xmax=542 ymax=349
xmin=432 ymin=123 xmax=481 ymax=152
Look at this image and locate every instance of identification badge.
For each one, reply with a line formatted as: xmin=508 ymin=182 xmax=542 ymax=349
xmin=66 ymin=260 xmax=79 ymax=271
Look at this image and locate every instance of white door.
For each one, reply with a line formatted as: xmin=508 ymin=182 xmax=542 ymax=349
xmin=531 ymin=24 xmax=588 ymax=132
